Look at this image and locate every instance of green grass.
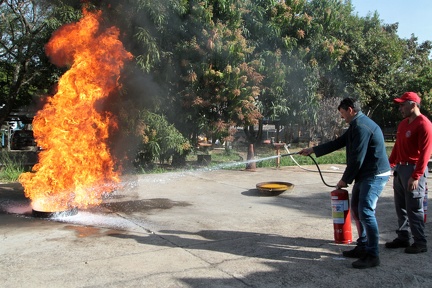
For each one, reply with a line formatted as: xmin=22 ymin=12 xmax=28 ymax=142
xmin=150 ymin=141 xmax=394 ymax=173
xmin=255 ymin=149 xmax=346 ymax=168
xmin=190 ymin=145 xmax=348 ymax=170
xmin=209 ymin=142 xmax=395 ymax=170
xmin=1 ymin=142 xmax=391 ymax=178
xmin=0 ymin=151 xmax=26 ymax=182
xmin=206 ymin=149 xmax=243 ymax=162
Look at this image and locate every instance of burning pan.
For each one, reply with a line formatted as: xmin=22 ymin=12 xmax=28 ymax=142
xmin=32 ymin=208 xmax=78 ymax=218
xmin=256 ymin=181 xmax=294 ymax=195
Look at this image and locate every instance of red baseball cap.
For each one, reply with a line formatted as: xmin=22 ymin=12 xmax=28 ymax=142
xmin=393 ymin=92 xmax=421 ymax=104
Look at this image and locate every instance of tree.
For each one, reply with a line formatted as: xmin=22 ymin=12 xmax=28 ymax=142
xmin=402 ymin=37 xmax=432 ymax=119
xmin=1 ymin=0 xmax=52 ymax=123
xmin=173 ymin=1 xmax=265 ymax=168
xmin=336 ymin=9 xmax=432 ymax=128
xmin=114 ymin=1 xmax=264 ymax=160
xmin=11 ymin=0 xmax=429 ymax=172
xmin=243 ymin=0 xmax=350 ymax=143
xmin=0 ymin=0 xmax=83 ymax=124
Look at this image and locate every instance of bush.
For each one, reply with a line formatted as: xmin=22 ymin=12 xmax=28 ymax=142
xmin=134 ymin=111 xmax=191 ymax=170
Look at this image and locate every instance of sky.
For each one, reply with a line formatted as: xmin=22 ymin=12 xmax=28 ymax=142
xmin=350 ymin=0 xmax=431 ymax=43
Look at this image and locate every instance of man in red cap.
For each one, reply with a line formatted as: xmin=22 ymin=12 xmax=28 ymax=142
xmin=386 ymin=92 xmax=432 ymax=253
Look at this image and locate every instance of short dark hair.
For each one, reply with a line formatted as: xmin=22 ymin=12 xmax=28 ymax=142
xmin=338 ymin=98 xmax=361 ymax=112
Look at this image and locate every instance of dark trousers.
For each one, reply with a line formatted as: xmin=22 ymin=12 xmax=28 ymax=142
xmin=393 ymin=164 xmax=427 ymax=245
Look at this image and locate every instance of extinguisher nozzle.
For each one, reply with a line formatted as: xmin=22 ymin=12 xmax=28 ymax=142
xmin=279 ymin=152 xmax=300 ymax=157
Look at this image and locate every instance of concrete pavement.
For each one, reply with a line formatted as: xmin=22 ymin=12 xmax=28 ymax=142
xmin=1 ymin=165 xmax=431 ymax=287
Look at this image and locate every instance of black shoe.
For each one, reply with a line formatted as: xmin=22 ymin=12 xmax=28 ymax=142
xmin=352 ymin=254 xmax=380 ymax=269
xmin=342 ymin=246 xmax=366 ymax=258
xmin=405 ymin=243 xmax=427 ymax=254
xmin=385 ymin=238 xmax=410 ymax=248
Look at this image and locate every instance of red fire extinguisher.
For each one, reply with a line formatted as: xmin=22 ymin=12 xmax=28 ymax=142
xmin=331 ymin=189 xmax=352 ymax=244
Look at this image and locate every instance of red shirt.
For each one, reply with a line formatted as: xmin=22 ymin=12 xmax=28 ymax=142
xmin=389 ymin=114 xmax=432 ymax=180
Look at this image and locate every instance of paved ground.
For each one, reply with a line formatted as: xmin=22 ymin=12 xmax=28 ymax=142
xmin=1 ymin=164 xmax=431 ymax=288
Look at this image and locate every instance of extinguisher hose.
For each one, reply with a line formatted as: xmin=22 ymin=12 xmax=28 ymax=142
xmin=283 ymin=144 xmax=343 ymax=175
xmin=282 ymin=144 xmax=339 ymax=188
xmin=307 ymin=155 xmax=338 ymax=188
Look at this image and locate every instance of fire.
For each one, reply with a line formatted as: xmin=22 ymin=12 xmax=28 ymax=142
xmin=19 ymin=10 xmax=132 ymax=212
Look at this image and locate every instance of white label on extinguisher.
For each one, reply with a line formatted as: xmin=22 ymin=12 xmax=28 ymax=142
xmin=332 ymin=200 xmax=348 ymax=224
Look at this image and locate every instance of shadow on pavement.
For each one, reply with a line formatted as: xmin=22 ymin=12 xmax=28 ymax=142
xmin=109 ymin=229 xmax=337 ymax=261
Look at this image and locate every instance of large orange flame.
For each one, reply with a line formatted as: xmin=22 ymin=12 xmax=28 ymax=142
xmin=19 ymin=10 xmax=132 ymax=212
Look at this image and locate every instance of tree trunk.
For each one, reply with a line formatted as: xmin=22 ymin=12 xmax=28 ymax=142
xmin=243 ymin=124 xmax=262 ymax=171
xmin=245 ymin=143 xmax=256 ymax=171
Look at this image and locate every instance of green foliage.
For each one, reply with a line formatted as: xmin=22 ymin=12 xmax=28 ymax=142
xmin=0 ymin=151 xmax=25 ymax=182
xmin=4 ymin=0 xmax=432 ymax=172
xmin=134 ymin=110 xmax=192 ymax=170
xmin=0 ymin=0 xmax=82 ymax=124
xmin=334 ymin=10 xmax=431 ymax=127
xmin=170 ymin=1 xmax=264 ymax=144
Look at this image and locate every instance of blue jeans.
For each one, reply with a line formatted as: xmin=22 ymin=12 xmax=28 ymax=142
xmin=351 ymin=175 xmax=389 ymax=257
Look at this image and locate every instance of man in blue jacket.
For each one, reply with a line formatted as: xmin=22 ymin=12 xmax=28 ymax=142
xmin=299 ymin=98 xmax=391 ymax=269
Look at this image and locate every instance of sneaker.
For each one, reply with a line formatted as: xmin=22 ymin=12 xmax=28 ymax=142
xmin=352 ymin=254 xmax=380 ymax=269
xmin=404 ymin=243 xmax=427 ymax=254
xmin=342 ymin=246 xmax=366 ymax=258
xmin=385 ymin=238 xmax=410 ymax=249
